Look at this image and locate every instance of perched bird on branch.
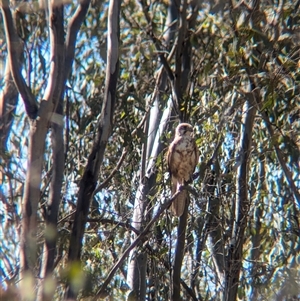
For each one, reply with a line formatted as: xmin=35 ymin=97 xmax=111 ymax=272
xmin=167 ymin=123 xmax=199 ymax=217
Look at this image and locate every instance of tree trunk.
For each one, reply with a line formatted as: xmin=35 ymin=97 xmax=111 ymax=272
xmin=65 ymin=0 xmax=120 ymax=298
xmin=2 ymin=0 xmax=65 ymax=297
xmin=22 ymin=3 xmax=64 ymax=286
xmin=37 ymin=2 xmax=91 ymax=300
xmin=224 ymin=95 xmax=256 ymax=301
xmin=172 ymin=198 xmax=189 ymax=301
xmin=126 ymin=1 xmax=178 ymax=299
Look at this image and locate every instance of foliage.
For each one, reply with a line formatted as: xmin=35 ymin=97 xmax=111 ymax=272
xmin=1 ymin=0 xmax=299 ymax=300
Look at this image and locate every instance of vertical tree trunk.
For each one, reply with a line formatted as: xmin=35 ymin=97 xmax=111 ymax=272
xmin=172 ymin=198 xmax=189 ymax=301
xmin=126 ymin=1 xmax=178 ymax=299
xmin=37 ymin=107 xmax=65 ymax=301
xmin=37 ymin=2 xmax=91 ymax=300
xmin=65 ymin=0 xmax=120 ymax=298
xmin=127 ymin=98 xmax=173 ymax=300
xmin=224 ymin=95 xmax=256 ymax=301
xmin=1 ymin=0 xmax=65 ymax=296
xmin=21 ymin=2 xmax=64 ymax=284
xmin=249 ymin=153 xmax=265 ymax=300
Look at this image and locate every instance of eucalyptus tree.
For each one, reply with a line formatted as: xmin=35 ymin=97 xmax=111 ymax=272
xmin=1 ymin=0 xmax=300 ymax=300
xmin=1 ymin=0 xmax=92 ymax=299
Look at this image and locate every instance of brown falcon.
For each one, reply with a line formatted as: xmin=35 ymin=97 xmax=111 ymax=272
xmin=167 ymin=123 xmax=199 ymax=217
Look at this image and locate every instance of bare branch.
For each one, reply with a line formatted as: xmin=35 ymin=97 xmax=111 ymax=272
xmin=42 ymin=2 xmax=64 ymax=107
xmin=66 ymin=0 xmax=120 ymax=298
xmin=88 ymin=218 xmax=140 ymax=235
xmin=94 ymin=148 xmax=128 ymax=194
xmin=0 ymin=0 xmax=38 ymax=119
xmin=173 ymin=196 xmax=188 ymax=301
xmin=224 ymin=95 xmax=257 ymax=301
xmin=94 ymin=190 xmax=185 ymax=299
xmin=65 ymin=0 xmax=91 ymax=79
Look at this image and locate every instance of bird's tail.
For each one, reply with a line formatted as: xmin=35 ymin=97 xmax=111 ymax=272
xmin=171 ymin=178 xmax=187 ymax=217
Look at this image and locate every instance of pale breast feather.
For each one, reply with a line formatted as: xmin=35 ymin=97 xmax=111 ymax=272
xmin=172 ymin=139 xmax=196 ymax=180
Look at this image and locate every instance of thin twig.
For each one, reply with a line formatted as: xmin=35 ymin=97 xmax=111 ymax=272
xmin=87 ymin=218 xmax=140 ymax=235
xmin=260 ymin=110 xmax=300 ymax=207
xmin=93 ymin=148 xmax=128 ymax=194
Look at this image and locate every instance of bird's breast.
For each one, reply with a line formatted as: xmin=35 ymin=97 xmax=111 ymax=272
xmin=171 ymin=137 xmax=197 ymax=181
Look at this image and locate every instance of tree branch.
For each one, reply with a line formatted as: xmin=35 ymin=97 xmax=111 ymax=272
xmin=94 ymin=148 xmax=128 ymax=194
xmin=259 ymin=110 xmax=300 ymax=207
xmin=87 ymin=217 xmax=140 ymax=235
xmin=174 ymin=0 xmax=187 ymax=121
xmin=94 ymin=187 xmax=194 ymax=299
xmin=38 ymin=4 xmax=92 ymax=296
xmin=173 ymin=196 xmax=189 ymax=301
xmin=42 ymin=2 xmax=64 ymax=107
xmin=0 ymin=0 xmax=38 ymax=119
xmin=224 ymin=94 xmax=257 ymax=301
xmin=0 ymin=53 xmax=19 ymax=152
xmin=66 ymin=0 xmax=120 ymax=298
xmin=65 ymin=0 xmax=91 ymax=79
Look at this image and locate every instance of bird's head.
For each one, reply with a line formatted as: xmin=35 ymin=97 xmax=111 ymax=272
xmin=175 ymin=123 xmax=194 ymax=137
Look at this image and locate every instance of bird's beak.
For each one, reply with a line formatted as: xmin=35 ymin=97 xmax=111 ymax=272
xmin=185 ymin=129 xmax=193 ymax=136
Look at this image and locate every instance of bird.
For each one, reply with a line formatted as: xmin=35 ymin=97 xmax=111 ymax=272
xmin=167 ymin=123 xmax=199 ymax=217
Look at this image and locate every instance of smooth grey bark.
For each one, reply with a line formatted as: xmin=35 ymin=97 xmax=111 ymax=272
xmin=0 ymin=6 xmax=33 ymax=154
xmin=127 ymin=96 xmax=174 ymax=300
xmin=21 ymin=3 xmax=64 ymax=285
xmin=224 ymin=95 xmax=257 ymax=301
xmin=126 ymin=1 xmax=178 ymax=299
xmin=65 ymin=0 xmax=120 ymax=299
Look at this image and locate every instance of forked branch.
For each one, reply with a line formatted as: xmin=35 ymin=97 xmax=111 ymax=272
xmin=0 ymin=0 xmax=38 ymax=119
